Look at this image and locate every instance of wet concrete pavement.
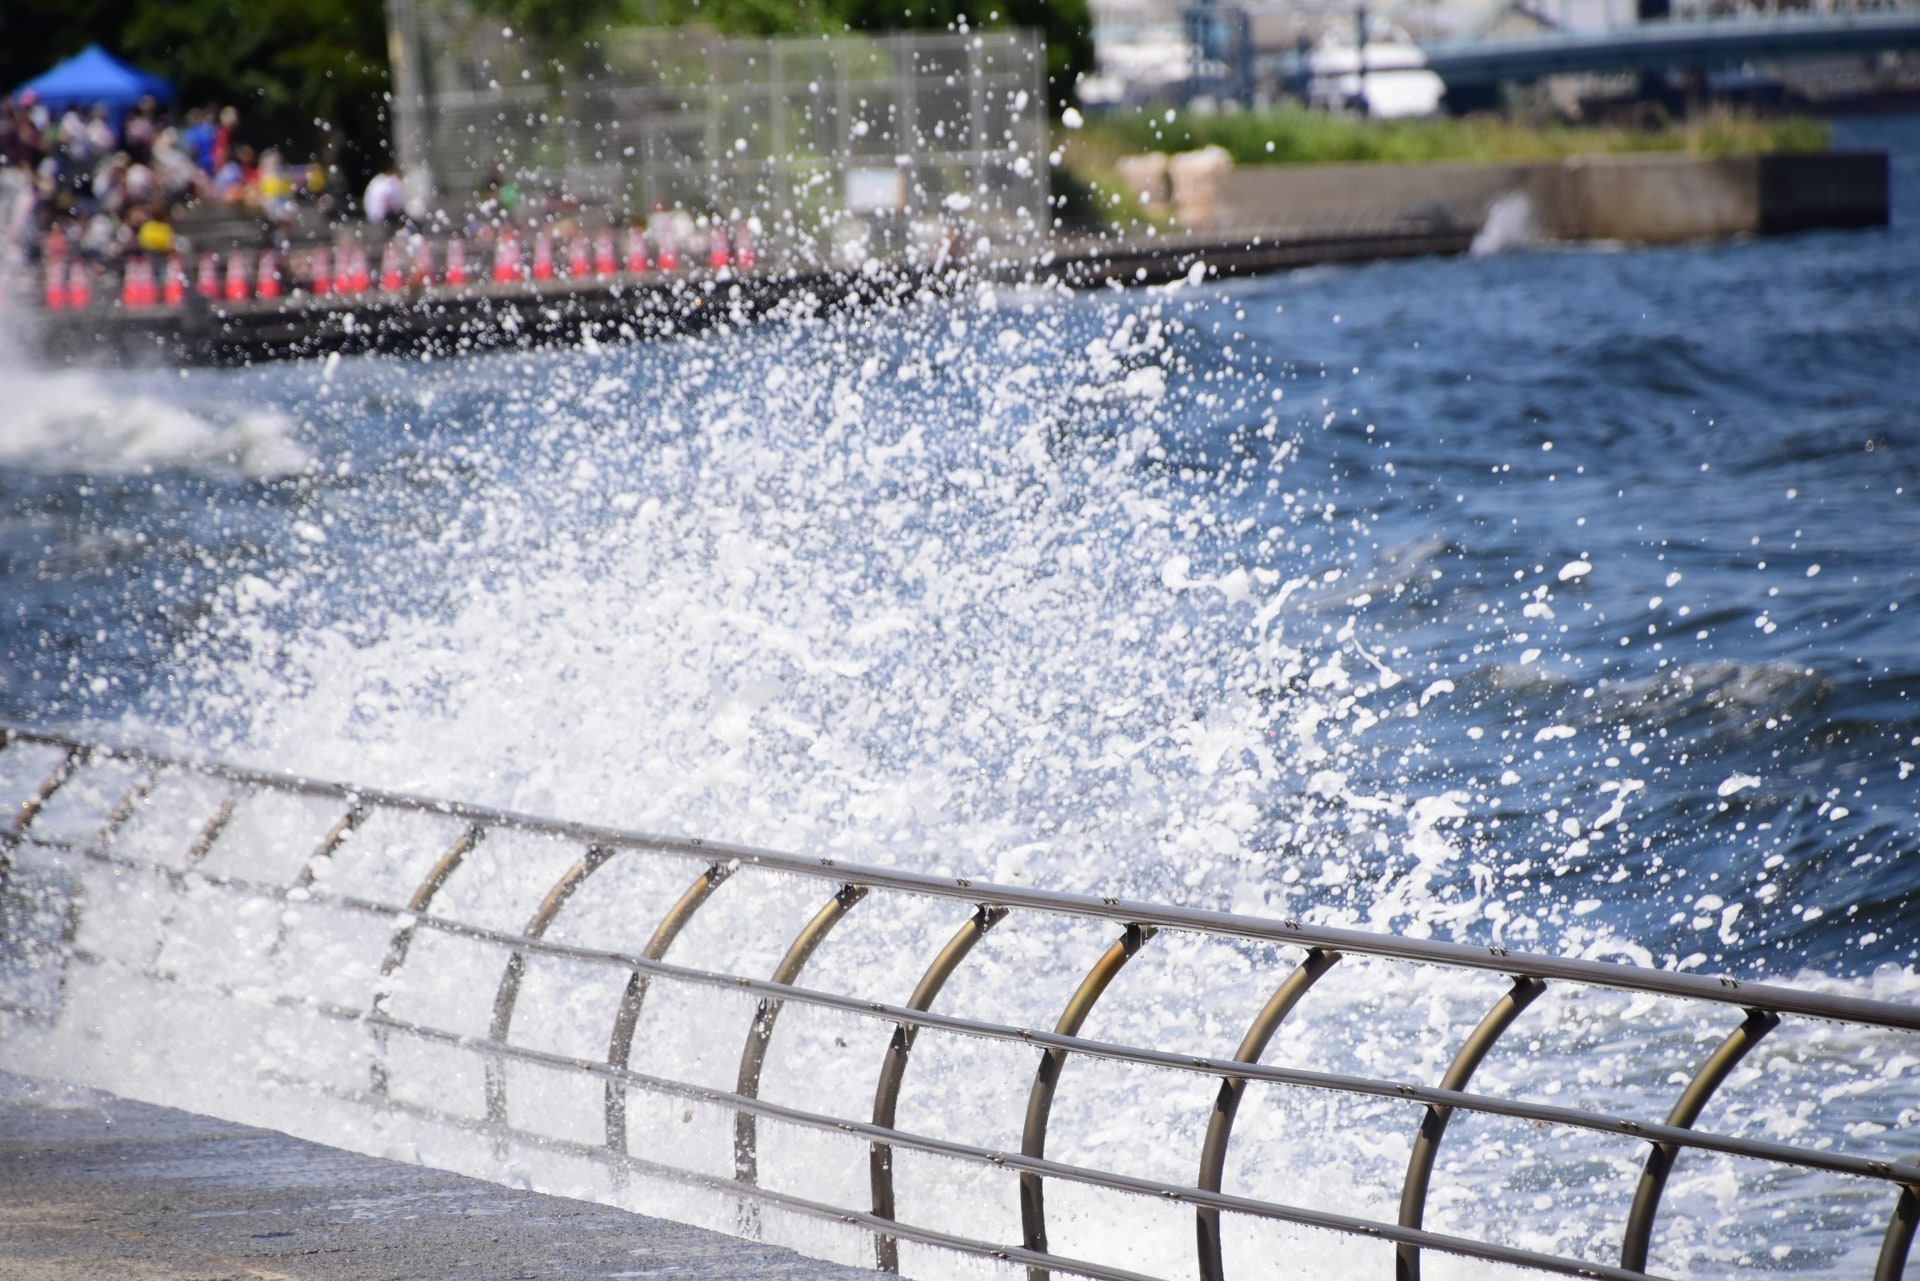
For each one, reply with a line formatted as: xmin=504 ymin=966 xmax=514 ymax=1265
xmin=0 ymin=1072 xmax=879 ymax=1280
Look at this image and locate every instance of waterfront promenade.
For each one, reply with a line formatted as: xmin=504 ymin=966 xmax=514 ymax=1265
xmin=13 ymin=148 xmax=1887 ymax=367
xmin=1 ymin=1071 xmax=879 ymax=1280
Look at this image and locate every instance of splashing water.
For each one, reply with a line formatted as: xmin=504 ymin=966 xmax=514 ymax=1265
xmin=5 ymin=120 xmax=1920 ymax=1276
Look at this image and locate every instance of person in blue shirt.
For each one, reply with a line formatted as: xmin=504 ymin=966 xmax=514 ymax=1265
xmin=182 ymin=107 xmax=217 ymax=175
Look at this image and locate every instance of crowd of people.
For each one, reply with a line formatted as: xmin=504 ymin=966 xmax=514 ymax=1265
xmin=0 ymin=93 xmax=331 ymax=267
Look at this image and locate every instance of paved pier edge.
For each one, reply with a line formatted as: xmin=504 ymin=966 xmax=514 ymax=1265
xmin=0 ymin=1071 xmax=880 ymax=1280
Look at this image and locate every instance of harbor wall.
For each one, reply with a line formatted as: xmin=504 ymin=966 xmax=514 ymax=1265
xmin=1215 ymin=150 xmax=1890 ymax=244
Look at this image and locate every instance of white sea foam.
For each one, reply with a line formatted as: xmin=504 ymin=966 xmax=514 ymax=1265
xmin=0 ymin=323 xmax=311 ymax=478
xmin=4 ymin=279 xmax=1915 ymax=1280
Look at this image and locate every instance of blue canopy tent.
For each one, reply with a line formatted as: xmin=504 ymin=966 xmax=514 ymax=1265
xmin=14 ymin=45 xmax=175 ymax=121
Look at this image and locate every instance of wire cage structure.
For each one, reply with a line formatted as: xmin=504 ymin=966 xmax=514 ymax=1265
xmin=386 ymin=8 xmax=1052 ymax=265
xmin=2 ymin=721 xmax=1916 ymax=1281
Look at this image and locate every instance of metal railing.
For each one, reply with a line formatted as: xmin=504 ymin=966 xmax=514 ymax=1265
xmin=1 ymin=721 xmax=1915 ymax=1281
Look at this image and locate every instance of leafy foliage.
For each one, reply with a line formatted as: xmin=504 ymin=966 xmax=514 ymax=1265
xmin=1087 ymin=103 xmax=1833 ymax=168
xmin=4 ymin=0 xmax=391 ymax=184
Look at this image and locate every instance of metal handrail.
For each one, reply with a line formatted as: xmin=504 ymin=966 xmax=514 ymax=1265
xmin=5 ymin=724 xmax=1914 ymax=1031
xmin=3 ymin=721 xmax=1916 ymax=1281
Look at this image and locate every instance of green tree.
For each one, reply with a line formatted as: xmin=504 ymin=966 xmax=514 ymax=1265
xmin=2 ymin=0 xmax=391 ymax=187
xmin=121 ymin=0 xmax=390 ymax=179
xmin=834 ymin=0 xmax=1092 ymax=115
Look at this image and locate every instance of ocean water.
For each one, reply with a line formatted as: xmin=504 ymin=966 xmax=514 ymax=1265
xmin=1 ymin=115 xmax=1916 ymax=1278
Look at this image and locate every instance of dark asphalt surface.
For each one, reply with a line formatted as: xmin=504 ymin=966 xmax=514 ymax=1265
xmin=0 ymin=1072 xmax=880 ymax=1280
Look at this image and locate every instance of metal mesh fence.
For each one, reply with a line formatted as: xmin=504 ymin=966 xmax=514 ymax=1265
xmin=396 ymin=15 xmax=1052 ymax=263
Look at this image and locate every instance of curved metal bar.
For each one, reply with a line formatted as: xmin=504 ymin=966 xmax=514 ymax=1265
xmin=1620 ymin=1007 xmax=1782 ymax=1273
xmin=1876 ymin=1179 xmax=1918 ymax=1281
xmin=11 ymin=745 xmax=84 ymax=834
xmin=92 ymin=773 xmax=155 ymax=852
xmin=872 ymin=903 xmax=1009 ymax=1272
xmin=367 ymin=823 xmax=484 ymax=1096
xmin=1196 ymin=947 xmax=1341 ymax=1281
xmin=1395 ymin=975 xmax=1547 ymax=1281
xmin=183 ymin=797 xmax=238 ymax=867
xmin=296 ymin=804 xmax=368 ymax=887
xmin=605 ymin=860 xmax=733 ymax=1153
xmin=4 ymin=745 xmax=85 ymax=888
xmin=1021 ymin=922 xmax=1155 ymax=1281
xmin=146 ymin=796 xmax=241 ymax=970
xmin=482 ymin=844 xmax=615 ymax=1126
xmin=733 ymin=882 xmax=869 ymax=1186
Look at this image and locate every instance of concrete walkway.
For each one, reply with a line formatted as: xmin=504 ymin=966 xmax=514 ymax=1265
xmin=0 ymin=1072 xmax=879 ymax=1280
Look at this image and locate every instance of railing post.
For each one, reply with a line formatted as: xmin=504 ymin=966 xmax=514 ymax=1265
xmin=368 ymin=824 xmax=485 ymax=1098
xmin=5 ymin=746 xmax=85 ymax=886
xmin=1021 ymin=922 xmax=1154 ymax=1281
xmin=1876 ymin=1179 xmax=1918 ymax=1281
xmin=1396 ymin=975 xmax=1546 ymax=1281
xmin=1620 ymin=1007 xmax=1781 ymax=1273
xmin=871 ymin=903 xmax=1008 ymax=1272
xmin=1196 ymin=947 xmax=1340 ymax=1281
xmin=484 ymin=844 xmax=615 ymax=1128
xmin=733 ymin=884 xmax=869 ymax=1195
xmin=604 ymin=861 xmax=733 ymax=1155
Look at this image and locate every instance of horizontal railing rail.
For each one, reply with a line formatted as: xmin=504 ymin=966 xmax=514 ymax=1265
xmin=2 ymin=721 xmax=1915 ymax=1281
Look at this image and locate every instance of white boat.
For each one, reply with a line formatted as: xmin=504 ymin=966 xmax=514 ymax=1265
xmin=1306 ymin=21 xmax=1447 ymax=117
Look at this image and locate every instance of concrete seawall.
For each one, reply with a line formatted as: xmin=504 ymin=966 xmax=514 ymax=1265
xmin=17 ymin=149 xmax=1889 ymax=367
xmin=1215 ymin=150 xmax=1889 ymax=244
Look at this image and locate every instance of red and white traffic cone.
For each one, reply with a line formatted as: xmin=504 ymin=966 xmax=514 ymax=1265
xmin=493 ymin=230 xmax=521 ymax=283
xmin=707 ymin=224 xmax=731 ymax=271
xmin=197 ymin=252 xmax=220 ymax=299
xmin=120 ymin=255 xmax=157 ymax=308
xmin=44 ymin=254 xmax=69 ymax=309
xmin=224 ymin=250 xmax=250 ymax=302
xmin=532 ymin=229 xmax=555 ymax=281
xmin=594 ymin=229 xmax=616 ymax=278
xmin=567 ymin=233 xmax=590 ymax=279
xmin=256 ymin=249 xmax=282 ymax=300
xmin=445 ymin=237 xmax=468 ymax=287
xmin=68 ymin=260 xmax=93 ymax=308
xmin=410 ymin=237 xmax=435 ymax=287
xmin=656 ymin=229 xmax=679 ymax=274
xmin=162 ymin=254 xmax=187 ymax=307
xmin=379 ymin=240 xmax=404 ymax=292
xmin=624 ymin=227 xmax=648 ymax=276
xmin=309 ymin=245 xmax=333 ymax=297
xmin=734 ymin=222 xmax=757 ymax=273
xmin=346 ymin=244 xmax=371 ymax=293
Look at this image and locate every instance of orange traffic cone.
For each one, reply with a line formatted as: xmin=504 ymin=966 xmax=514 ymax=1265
xmin=532 ymin=229 xmax=554 ymax=281
xmin=256 ymin=249 xmax=282 ymax=300
xmin=379 ymin=240 xmax=404 ymax=292
xmin=624 ymin=227 xmax=648 ymax=275
xmin=445 ymin=237 xmax=468 ymax=286
xmin=594 ymin=229 xmax=616 ymax=278
xmin=493 ymin=230 xmax=521 ymax=283
xmin=162 ymin=254 xmax=187 ymax=306
xmin=120 ymin=255 xmax=157 ymax=309
xmin=309 ymin=245 xmax=333 ymax=296
xmin=224 ymin=250 xmax=250 ymax=302
xmin=44 ymin=254 xmax=69 ymax=310
xmin=68 ymin=260 xmax=93 ymax=308
xmin=197 ymin=252 xmax=220 ymax=299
